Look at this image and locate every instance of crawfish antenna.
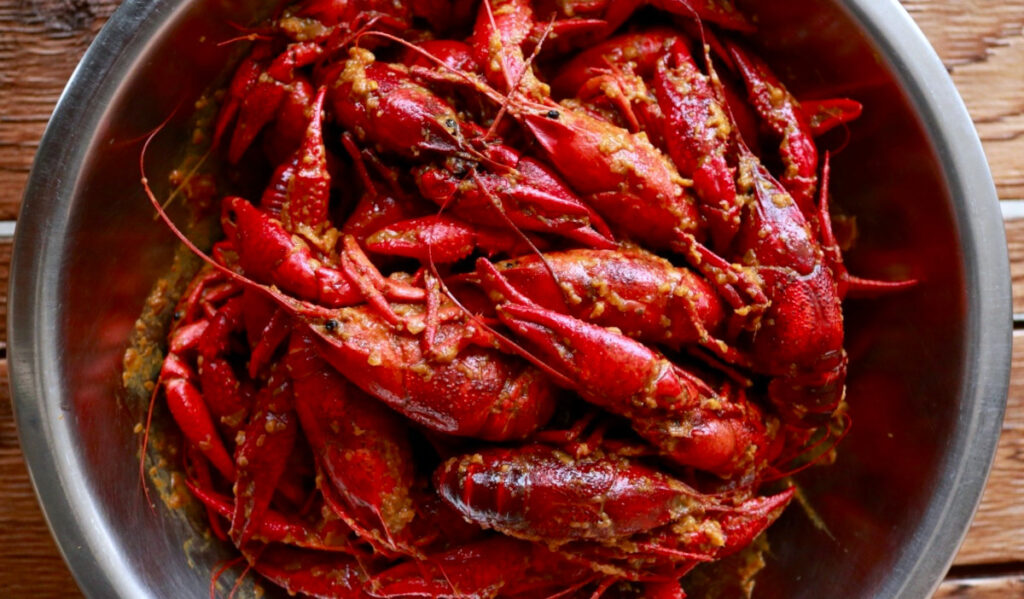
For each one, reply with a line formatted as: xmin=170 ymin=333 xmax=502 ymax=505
xmin=216 ymin=30 xmax=272 ymax=47
xmin=137 ymin=372 xmax=163 ymax=514
xmin=209 ymin=556 xmax=245 ymax=599
xmin=138 ymin=100 xmax=214 ymax=217
xmin=326 ymin=14 xmax=384 ymax=59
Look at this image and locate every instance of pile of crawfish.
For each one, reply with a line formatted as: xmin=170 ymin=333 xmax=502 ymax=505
xmin=146 ymin=0 xmax=911 ymax=596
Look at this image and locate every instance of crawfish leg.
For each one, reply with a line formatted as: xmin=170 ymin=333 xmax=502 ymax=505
xmin=726 ymin=40 xmax=819 ymax=219
xmin=230 ymin=364 xmax=299 ymax=547
xmin=162 ymin=354 xmax=236 ymax=481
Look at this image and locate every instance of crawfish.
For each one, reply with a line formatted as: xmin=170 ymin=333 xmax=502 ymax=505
xmin=477 ymin=259 xmax=774 ymax=478
xmin=287 ymin=328 xmax=420 ymax=555
xmin=229 ymin=360 xmax=300 ymax=547
xmin=537 ymin=0 xmax=755 ymax=36
xmin=159 ymin=275 xmax=246 ymax=481
xmin=365 ymin=214 xmax=541 ymax=264
xmin=310 ymin=305 xmax=557 ymax=441
xmin=482 ymin=247 xmax=728 ymax=351
xmin=435 ymin=444 xmax=794 ymax=578
xmin=218 ymin=197 xmax=426 ymax=313
xmin=731 ymin=151 xmax=847 ymax=423
xmin=724 ymin=39 xmax=821 ymax=220
xmin=214 ymin=41 xmax=324 ymax=164
xmin=323 ymin=48 xmax=472 ymax=160
xmin=550 ymin=30 xmax=743 ymax=251
xmin=327 ymin=48 xmax=614 ymax=250
xmin=368 ymin=536 xmax=595 ymax=598
xmin=453 ymin=26 xmax=768 ymax=314
xmin=655 ymin=47 xmax=848 ymax=424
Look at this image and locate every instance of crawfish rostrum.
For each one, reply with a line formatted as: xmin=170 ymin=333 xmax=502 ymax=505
xmin=142 ymin=0 xmax=912 ymax=596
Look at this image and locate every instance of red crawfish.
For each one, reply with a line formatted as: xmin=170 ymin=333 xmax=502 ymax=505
xmin=185 ymin=480 xmax=359 ymax=554
xmin=305 ymin=297 xmax=559 ymax=441
xmin=258 ymin=84 xmax=331 ymax=235
xmin=287 ymin=328 xmax=420 ymax=556
xmin=214 ymin=41 xmax=323 ymax=164
xmin=435 ymin=444 xmax=794 ymax=578
xmin=517 ymin=99 xmax=764 ymax=312
xmin=651 ymin=36 xmax=744 ymax=251
xmin=567 ymin=31 xmax=882 ymax=425
xmin=543 ymin=0 xmax=754 ymax=34
xmin=450 ymin=33 xmax=768 ymax=313
xmin=365 ymin=214 xmax=541 ymax=264
xmin=481 ymin=247 xmax=728 ymax=352
xmin=524 ymin=0 xmax=753 ymax=55
xmin=413 ymin=139 xmax=616 ymax=251
xmin=368 ymin=536 xmax=595 ymax=598
xmin=228 ymin=360 xmax=300 ymax=548
xmin=730 ymin=151 xmax=848 ymax=424
xmin=203 ymin=229 xmax=562 ymax=443
xmin=654 ymin=59 xmax=849 ymax=425
xmin=325 ymin=48 xmax=614 ymax=249
xmin=476 ymin=259 xmax=774 ymax=478
xmin=217 ymin=196 xmax=426 ymax=311
xmin=469 ymin=0 xmax=554 ymax=99
xmin=242 ymin=544 xmax=371 ymax=599
xmin=159 ymin=270 xmax=247 ymax=481
xmin=322 ymin=48 xmax=472 ymax=160
xmin=552 ymin=30 xmax=743 ymax=252
xmin=723 ymin=39 xmax=821 ymax=220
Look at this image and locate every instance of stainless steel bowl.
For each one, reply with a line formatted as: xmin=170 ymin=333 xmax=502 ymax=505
xmin=10 ymin=0 xmax=1011 ymax=597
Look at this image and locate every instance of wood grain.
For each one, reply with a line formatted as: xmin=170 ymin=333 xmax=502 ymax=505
xmin=0 ymin=238 xmax=9 ymax=352
xmin=1007 ymin=218 xmax=1024 ymax=315
xmin=900 ymin=0 xmax=1024 ymax=201
xmin=0 ymin=0 xmax=120 ymax=220
xmin=0 ymin=361 xmax=82 ymax=597
xmin=952 ymin=330 xmax=1024 ymax=566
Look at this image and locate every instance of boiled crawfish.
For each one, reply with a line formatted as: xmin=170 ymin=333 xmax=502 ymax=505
xmin=136 ymin=0 xmax=914 ymax=596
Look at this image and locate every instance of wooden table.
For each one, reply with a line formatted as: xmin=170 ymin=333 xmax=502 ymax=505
xmin=0 ymin=1 xmax=1022 ymax=596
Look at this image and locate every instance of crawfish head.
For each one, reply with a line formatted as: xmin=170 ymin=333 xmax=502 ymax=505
xmin=326 ymin=48 xmax=471 ymax=160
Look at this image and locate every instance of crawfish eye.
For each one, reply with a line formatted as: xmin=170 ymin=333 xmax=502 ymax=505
xmin=546 ymin=110 xmax=560 ymax=119
xmin=444 ymin=117 xmax=457 ymax=131
xmin=173 ymin=311 xmax=183 ymax=320
xmin=324 ymin=318 xmax=340 ymax=332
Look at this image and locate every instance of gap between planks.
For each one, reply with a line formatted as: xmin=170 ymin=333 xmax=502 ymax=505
xmin=935 ymin=563 xmax=1024 ymax=599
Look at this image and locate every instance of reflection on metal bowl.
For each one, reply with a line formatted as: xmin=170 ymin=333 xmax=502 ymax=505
xmin=9 ymin=0 xmax=1011 ymax=597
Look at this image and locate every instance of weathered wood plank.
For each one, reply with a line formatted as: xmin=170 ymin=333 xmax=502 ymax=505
xmin=1008 ymin=218 xmax=1024 ymax=316
xmin=0 ymin=0 xmax=120 ymax=220
xmin=934 ymin=572 xmax=1024 ymax=599
xmin=951 ymin=329 xmax=1024 ymax=566
xmin=899 ymin=0 xmax=1024 ymax=201
xmin=0 ymin=361 xmax=82 ymax=597
xmin=0 ymin=237 xmax=9 ymax=350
